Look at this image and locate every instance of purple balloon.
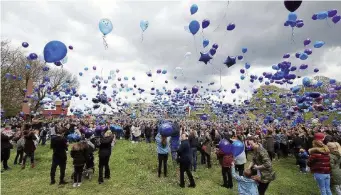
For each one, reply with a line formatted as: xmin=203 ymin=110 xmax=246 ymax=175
xmin=328 ymin=9 xmax=337 ymax=18
xmin=303 ymin=38 xmax=311 ymax=46
xmin=304 ymin=48 xmax=312 ymax=55
xmin=212 ymin=43 xmax=219 ymax=49
xmin=314 ymin=68 xmax=319 ymax=73
xmin=296 ymin=22 xmax=304 ymax=28
xmin=192 ymin=85 xmax=199 ymax=94
xmin=312 ymin=14 xmax=317 ymax=20
xmin=237 ymin=55 xmax=243 ymax=60
xmin=209 ymin=48 xmax=216 ymax=56
xmin=202 ymin=19 xmax=210 ymax=29
xmin=68 ymin=45 xmax=73 ymax=50
xmin=240 ymin=69 xmax=245 ymax=74
xmin=295 ymin=52 xmax=301 ymax=58
xmin=22 ymin=42 xmax=29 ymax=48
xmin=332 ymin=15 xmax=341 ymax=24
xmin=283 ymin=53 xmax=290 ymax=58
xmin=226 ymin=23 xmax=235 ymax=31
xmin=284 ymin=21 xmax=289 ymax=26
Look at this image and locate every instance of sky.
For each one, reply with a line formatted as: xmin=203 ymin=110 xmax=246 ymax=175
xmin=1 ymin=1 xmax=341 ymax=114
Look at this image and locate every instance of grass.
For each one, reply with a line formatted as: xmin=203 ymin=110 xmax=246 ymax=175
xmin=1 ymin=140 xmax=319 ymax=195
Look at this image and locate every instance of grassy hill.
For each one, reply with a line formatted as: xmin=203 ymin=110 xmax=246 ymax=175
xmin=1 ymin=140 xmax=319 ymax=195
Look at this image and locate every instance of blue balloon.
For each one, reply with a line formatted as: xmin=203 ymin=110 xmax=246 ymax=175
xmin=314 ymin=41 xmax=325 ymax=48
xmin=299 ymin=53 xmax=308 ymax=60
xmin=242 ymin=47 xmax=247 ymax=53
xmin=219 ymin=139 xmax=233 ymax=155
xmin=302 ymin=77 xmax=311 ymax=87
xmin=245 ymin=62 xmax=251 ymax=69
xmin=288 ymin=12 xmax=297 ymax=22
xmin=232 ymin=140 xmax=244 ymax=157
xmin=203 ymin=39 xmax=209 ymax=48
xmin=159 ymin=122 xmax=174 ymax=136
xmin=190 ymin=4 xmax=198 ymax=15
xmin=189 ymin=20 xmax=200 ymax=35
xmin=43 ymin=41 xmax=68 ymax=63
xmin=140 ymin=20 xmax=149 ymax=32
xmin=99 ymin=19 xmax=113 ymax=35
xmin=317 ymin=11 xmax=328 ymax=20
xmin=240 ymin=75 xmax=245 ymax=80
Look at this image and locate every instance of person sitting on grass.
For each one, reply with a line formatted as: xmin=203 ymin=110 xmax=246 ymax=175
xmin=231 ymin=163 xmax=260 ymax=195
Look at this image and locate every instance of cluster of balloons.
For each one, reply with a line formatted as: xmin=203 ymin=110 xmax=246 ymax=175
xmin=312 ymin=9 xmax=340 ymax=24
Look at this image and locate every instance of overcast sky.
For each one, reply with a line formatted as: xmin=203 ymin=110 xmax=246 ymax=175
xmin=1 ymin=1 xmax=341 ymax=113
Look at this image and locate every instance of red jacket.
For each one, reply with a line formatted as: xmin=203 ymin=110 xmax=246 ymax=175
xmin=308 ymin=147 xmax=331 ymax=174
xmin=216 ymin=149 xmax=234 ymax=168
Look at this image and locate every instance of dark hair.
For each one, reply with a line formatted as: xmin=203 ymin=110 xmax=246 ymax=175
xmin=161 ymin=136 xmax=167 ymax=148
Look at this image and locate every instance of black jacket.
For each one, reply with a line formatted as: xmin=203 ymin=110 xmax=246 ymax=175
xmin=177 ymin=140 xmax=192 ymax=164
xmin=71 ymin=149 xmax=86 ymax=166
xmin=188 ymin=135 xmax=198 ymax=148
xmin=51 ymin=135 xmax=68 ymax=161
xmin=99 ymin=136 xmax=114 ymax=158
xmin=145 ymin=127 xmax=152 ymax=137
xmin=1 ymin=133 xmax=13 ymax=150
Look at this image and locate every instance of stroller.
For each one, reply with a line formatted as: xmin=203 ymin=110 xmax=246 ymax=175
xmin=71 ymin=139 xmax=96 ymax=180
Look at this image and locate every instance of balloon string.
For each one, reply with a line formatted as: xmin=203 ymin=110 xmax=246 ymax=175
xmin=213 ymin=0 xmax=230 ymax=32
xmin=193 ymin=36 xmax=198 ymax=55
xmin=291 ymin=28 xmax=295 ymax=44
xmin=141 ymin=32 xmax=144 ymax=42
xmin=103 ymin=35 xmax=108 ymax=49
xmin=325 ymin=19 xmax=332 ymax=28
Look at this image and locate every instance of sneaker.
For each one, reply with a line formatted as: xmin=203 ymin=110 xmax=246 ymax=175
xmin=73 ymin=183 xmax=78 ymax=188
xmin=179 ymin=184 xmax=185 ymax=188
xmin=77 ymin=183 xmax=81 ymax=187
xmin=188 ymin=184 xmax=196 ymax=188
xmin=50 ymin=180 xmax=56 ymax=185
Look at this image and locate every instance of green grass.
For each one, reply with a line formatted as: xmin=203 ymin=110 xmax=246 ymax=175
xmin=1 ymin=140 xmax=319 ymax=195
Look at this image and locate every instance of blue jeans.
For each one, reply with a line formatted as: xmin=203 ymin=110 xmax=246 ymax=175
xmin=314 ymin=173 xmax=332 ymax=195
xmin=191 ymin=148 xmax=197 ymax=171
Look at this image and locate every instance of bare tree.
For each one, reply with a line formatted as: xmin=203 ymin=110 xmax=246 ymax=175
xmin=1 ymin=40 xmax=79 ymax=117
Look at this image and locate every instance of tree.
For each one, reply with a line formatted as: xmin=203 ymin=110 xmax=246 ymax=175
xmin=1 ymin=40 xmax=79 ymax=117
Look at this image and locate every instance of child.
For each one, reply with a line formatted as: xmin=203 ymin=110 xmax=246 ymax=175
xmin=298 ymin=148 xmax=309 ymax=173
xmin=70 ymin=142 xmax=86 ymax=187
xmin=216 ymin=147 xmax=234 ymax=189
xmin=232 ymin=163 xmax=259 ymax=195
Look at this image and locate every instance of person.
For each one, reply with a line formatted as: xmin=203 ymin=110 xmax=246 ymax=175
xmin=131 ymin=123 xmax=141 ymax=143
xmin=202 ymin=132 xmax=212 ymax=168
xmin=39 ymin=126 xmax=48 ymax=145
xmin=231 ymin=163 xmax=259 ymax=195
xmin=177 ymin=133 xmax=196 ymax=188
xmin=155 ymin=132 xmax=170 ymax=177
xmin=298 ymin=148 xmax=309 ymax=173
xmin=327 ymin=142 xmax=341 ymax=195
xmin=215 ymin=145 xmax=234 ymax=189
xmin=235 ymin=135 xmax=247 ymax=176
xmin=264 ymin=130 xmax=275 ymax=161
xmin=145 ymin=123 xmax=152 ymax=143
xmin=98 ymin=130 xmax=114 ymax=184
xmin=247 ymin=136 xmax=276 ymax=195
xmin=308 ymin=133 xmax=332 ymax=195
xmin=71 ymin=142 xmax=86 ymax=187
xmin=1 ymin=129 xmax=13 ymax=172
xmin=198 ymin=131 xmax=206 ymax=165
xmin=50 ymin=129 xmax=68 ymax=185
xmin=14 ymin=131 xmax=25 ymax=165
xmin=22 ymin=131 xmax=37 ymax=169
xmin=188 ymin=130 xmax=198 ymax=172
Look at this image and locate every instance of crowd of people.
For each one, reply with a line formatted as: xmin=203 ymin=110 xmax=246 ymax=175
xmin=1 ymin=116 xmax=341 ymax=195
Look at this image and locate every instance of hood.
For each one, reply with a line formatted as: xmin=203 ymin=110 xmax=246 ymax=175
xmin=308 ymin=140 xmax=330 ymax=154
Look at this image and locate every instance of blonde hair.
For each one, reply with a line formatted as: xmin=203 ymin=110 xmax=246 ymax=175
xmin=327 ymin=142 xmax=341 ymax=155
xmin=104 ymin=130 xmax=112 ymax=137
